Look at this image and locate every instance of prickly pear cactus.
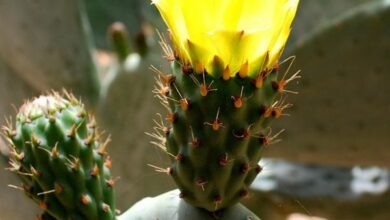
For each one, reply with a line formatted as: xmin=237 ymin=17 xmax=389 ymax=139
xmin=150 ymin=53 xmax=300 ymax=212
xmin=149 ymin=0 xmax=300 ymax=212
xmin=2 ymin=92 xmax=116 ymax=220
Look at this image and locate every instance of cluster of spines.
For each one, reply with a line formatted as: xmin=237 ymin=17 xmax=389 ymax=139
xmin=148 ymin=38 xmax=300 ymax=212
xmin=2 ymin=92 xmax=117 ymax=220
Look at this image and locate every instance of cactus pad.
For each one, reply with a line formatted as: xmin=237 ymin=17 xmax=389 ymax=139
xmin=2 ymin=92 xmax=116 ymax=220
xmin=150 ymin=48 xmax=300 ymax=211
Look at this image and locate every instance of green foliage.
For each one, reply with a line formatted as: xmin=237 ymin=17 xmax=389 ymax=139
xmin=2 ymin=92 xmax=116 ymax=220
xmin=151 ymin=58 xmax=299 ymax=211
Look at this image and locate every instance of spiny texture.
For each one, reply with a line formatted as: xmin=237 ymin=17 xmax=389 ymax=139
xmin=2 ymin=92 xmax=116 ymax=220
xmin=151 ymin=56 xmax=300 ymax=211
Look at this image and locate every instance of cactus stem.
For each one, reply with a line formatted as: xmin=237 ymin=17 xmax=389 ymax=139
xmin=108 ymin=22 xmax=130 ymax=62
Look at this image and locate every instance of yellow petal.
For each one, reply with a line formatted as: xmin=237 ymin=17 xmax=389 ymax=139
xmin=153 ymin=0 xmax=299 ymax=77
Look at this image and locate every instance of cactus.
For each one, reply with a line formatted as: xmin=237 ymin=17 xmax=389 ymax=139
xmin=149 ymin=58 xmax=300 ymax=211
xmin=119 ymin=190 xmax=260 ymax=220
xmin=147 ymin=0 xmax=300 ymax=213
xmin=1 ymin=0 xmax=303 ymax=219
xmin=2 ymin=92 xmax=116 ymax=220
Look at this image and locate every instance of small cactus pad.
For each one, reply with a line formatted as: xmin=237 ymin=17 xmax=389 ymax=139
xmin=150 ymin=54 xmax=299 ymax=211
xmin=2 ymin=92 xmax=116 ymax=220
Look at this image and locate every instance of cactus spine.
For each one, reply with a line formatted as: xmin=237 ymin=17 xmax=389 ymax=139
xmin=2 ymin=92 xmax=116 ymax=220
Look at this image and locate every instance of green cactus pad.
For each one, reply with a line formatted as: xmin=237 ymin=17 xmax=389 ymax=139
xmin=118 ymin=189 xmax=260 ymax=220
xmin=150 ymin=55 xmax=299 ymax=211
xmin=2 ymin=92 xmax=116 ymax=220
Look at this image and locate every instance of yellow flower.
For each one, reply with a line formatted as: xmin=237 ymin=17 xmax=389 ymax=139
xmin=153 ymin=0 xmax=299 ymax=77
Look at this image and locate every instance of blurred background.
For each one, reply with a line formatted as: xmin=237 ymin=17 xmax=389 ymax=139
xmin=0 ymin=0 xmax=389 ymax=219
